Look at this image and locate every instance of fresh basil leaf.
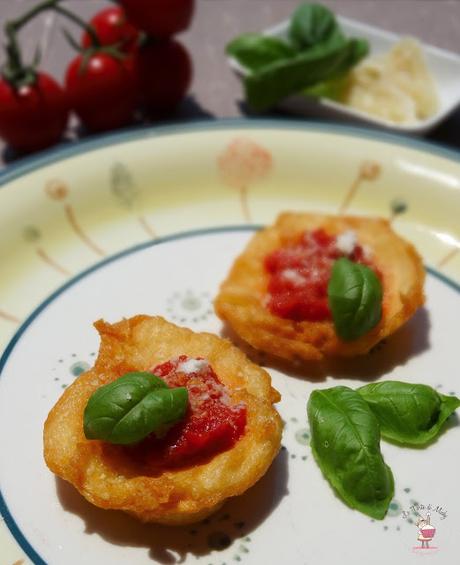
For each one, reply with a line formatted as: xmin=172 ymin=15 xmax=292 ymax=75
xmin=325 ymin=37 xmax=369 ymax=79
xmin=244 ymin=33 xmax=352 ymax=111
xmin=289 ymin=3 xmax=338 ymax=49
xmin=310 ymin=30 xmax=368 ymax=83
xmin=83 ymin=371 xmax=188 ymax=445
xmin=307 ymin=386 xmax=394 ymax=520
xmin=109 ymin=386 xmax=188 ymax=444
xmin=226 ymin=34 xmax=295 ymax=72
xmin=345 ymin=37 xmax=370 ymax=66
xmin=358 ymin=381 xmax=460 ymax=446
xmin=303 ymin=76 xmax=349 ymax=101
xmin=328 ymin=257 xmax=382 ymax=341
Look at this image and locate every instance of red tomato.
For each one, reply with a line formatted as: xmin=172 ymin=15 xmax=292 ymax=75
xmin=81 ymin=6 xmax=139 ymax=53
xmin=0 ymin=73 xmax=69 ymax=153
xmin=138 ymin=39 xmax=192 ymax=114
xmin=65 ymin=53 xmax=138 ymax=132
xmin=120 ymin=0 xmax=195 ymax=38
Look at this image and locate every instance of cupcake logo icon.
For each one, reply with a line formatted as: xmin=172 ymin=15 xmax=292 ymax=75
xmin=415 ymin=513 xmax=436 ymax=550
xmin=402 ymin=503 xmax=446 ymax=553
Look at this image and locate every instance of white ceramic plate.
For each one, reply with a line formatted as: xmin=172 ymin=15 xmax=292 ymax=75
xmin=0 ymin=228 xmax=459 ymax=565
xmin=228 ymin=16 xmax=460 ymax=134
xmin=0 ymin=121 xmax=459 ymax=564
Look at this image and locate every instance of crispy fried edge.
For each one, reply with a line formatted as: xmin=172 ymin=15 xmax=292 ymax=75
xmin=44 ymin=315 xmax=283 ymax=524
xmin=214 ymin=212 xmax=425 ymax=361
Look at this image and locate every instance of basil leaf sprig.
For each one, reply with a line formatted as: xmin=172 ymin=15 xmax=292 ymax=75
xmin=307 ymin=382 xmax=460 ymax=519
xmin=226 ymin=2 xmax=369 ymax=111
xmin=288 ymin=3 xmax=338 ymax=49
xmin=358 ymin=381 xmax=460 ymax=446
xmin=226 ymin=34 xmax=296 ymax=72
xmin=307 ymin=386 xmax=394 ymax=519
xmin=83 ymin=372 xmax=188 ymax=445
xmin=328 ymin=257 xmax=382 ymax=341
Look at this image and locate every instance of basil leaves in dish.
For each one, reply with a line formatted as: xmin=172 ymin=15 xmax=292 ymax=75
xmin=358 ymin=381 xmax=460 ymax=446
xmin=328 ymin=257 xmax=382 ymax=341
xmin=227 ymin=2 xmax=369 ymax=111
xmin=83 ymin=371 xmax=188 ymax=445
xmin=307 ymin=386 xmax=394 ymax=519
xmin=244 ymin=36 xmax=367 ymax=113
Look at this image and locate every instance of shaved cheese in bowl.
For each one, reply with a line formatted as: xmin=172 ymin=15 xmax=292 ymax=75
xmin=342 ymin=38 xmax=439 ymax=124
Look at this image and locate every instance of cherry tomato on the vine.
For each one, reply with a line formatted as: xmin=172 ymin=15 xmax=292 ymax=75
xmin=81 ymin=7 xmax=139 ymax=53
xmin=65 ymin=53 xmax=138 ymax=132
xmin=138 ymin=39 xmax=192 ymax=114
xmin=120 ymin=0 xmax=195 ymax=38
xmin=0 ymin=73 xmax=69 ymax=153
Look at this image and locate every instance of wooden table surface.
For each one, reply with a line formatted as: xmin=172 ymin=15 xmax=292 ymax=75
xmin=1 ymin=0 xmax=459 ymax=164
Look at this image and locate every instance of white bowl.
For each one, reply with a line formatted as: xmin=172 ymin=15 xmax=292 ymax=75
xmin=228 ymin=16 xmax=460 ymax=135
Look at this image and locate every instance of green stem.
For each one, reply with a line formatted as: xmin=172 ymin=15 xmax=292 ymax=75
xmin=5 ymin=23 xmax=22 ymax=70
xmin=5 ymin=0 xmax=58 ymax=73
xmin=53 ymin=4 xmax=100 ymax=47
xmin=11 ymin=0 xmax=57 ymax=30
xmin=2 ymin=0 xmax=100 ymax=85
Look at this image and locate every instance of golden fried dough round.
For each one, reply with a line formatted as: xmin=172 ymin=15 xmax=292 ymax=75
xmin=44 ymin=316 xmax=282 ymax=524
xmin=215 ymin=212 xmax=425 ymax=361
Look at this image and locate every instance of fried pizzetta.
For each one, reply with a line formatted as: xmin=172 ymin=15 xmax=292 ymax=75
xmin=44 ymin=316 xmax=282 ymax=524
xmin=215 ymin=212 xmax=425 ymax=361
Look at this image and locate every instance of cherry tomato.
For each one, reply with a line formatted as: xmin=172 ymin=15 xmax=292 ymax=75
xmin=66 ymin=53 xmax=138 ymax=132
xmin=138 ymin=39 xmax=192 ymax=114
xmin=81 ymin=6 xmax=139 ymax=53
xmin=0 ymin=73 xmax=69 ymax=153
xmin=120 ymin=0 xmax=195 ymax=38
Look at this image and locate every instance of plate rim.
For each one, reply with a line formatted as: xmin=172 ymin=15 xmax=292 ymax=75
xmin=0 ymin=118 xmax=459 ymax=189
xmin=0 ymin=224 xmax=459 ymax=565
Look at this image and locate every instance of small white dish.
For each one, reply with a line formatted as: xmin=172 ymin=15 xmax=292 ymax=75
xmin=228 ymin=16 xmax=460 ymax=135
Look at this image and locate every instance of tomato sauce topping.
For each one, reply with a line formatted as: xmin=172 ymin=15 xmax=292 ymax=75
xmin=126 ymin=356 xmax=247 ymax=468
xmin=264 ymin=228 xmax=374 ymax=322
